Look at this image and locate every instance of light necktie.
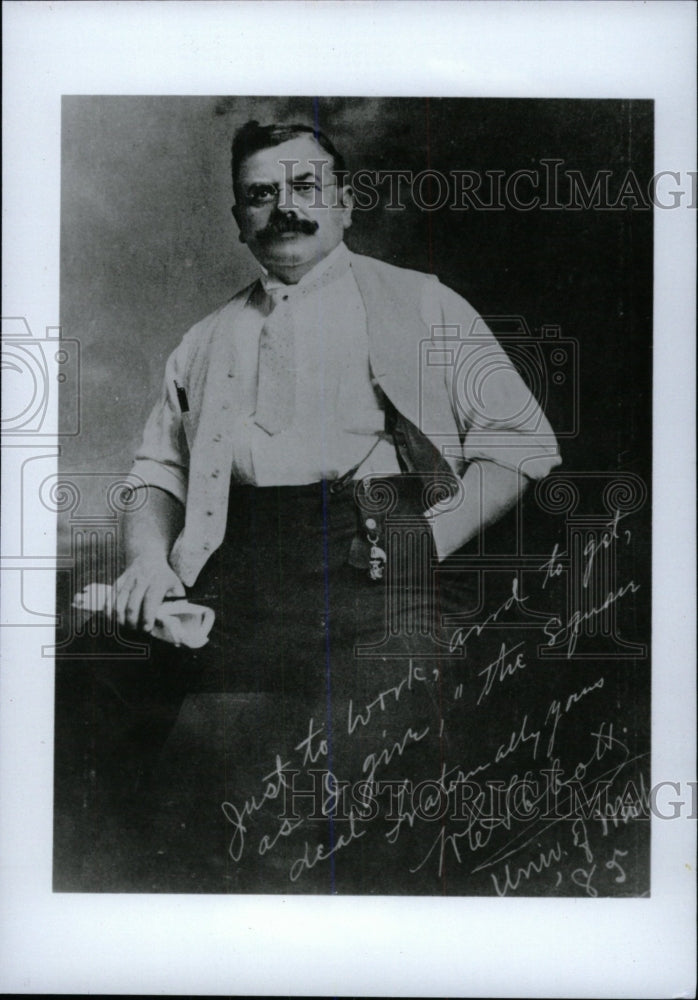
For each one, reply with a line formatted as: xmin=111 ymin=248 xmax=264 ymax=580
xmin=253 ymin=248 xmax=352 ymax=436
xmin=254 ymin=286 xmax=295 ymax=435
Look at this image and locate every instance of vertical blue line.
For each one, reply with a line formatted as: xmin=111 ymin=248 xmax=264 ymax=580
xmin=320 ymin=477 xmax=336 ymax=892
xmin=313 ymin=93 xmax=336 ymax=889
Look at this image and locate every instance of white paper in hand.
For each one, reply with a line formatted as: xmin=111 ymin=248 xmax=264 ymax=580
xmin=149 ymin=599 xmax=215 ymax=648
xmin=72 ymin=584 xmax=215 ymax=648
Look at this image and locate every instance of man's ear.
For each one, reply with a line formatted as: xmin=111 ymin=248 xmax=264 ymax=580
xmin=231 ymin=204 xmax=246 ymax=244
xmin=340 ymin=186 xmax=354 ymax=230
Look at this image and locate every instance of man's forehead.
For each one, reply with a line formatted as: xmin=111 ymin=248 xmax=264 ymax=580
xmin=238 ymin=136 xmax=334 ymax=181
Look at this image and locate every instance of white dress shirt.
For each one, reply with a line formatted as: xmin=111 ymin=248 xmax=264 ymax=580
xmin=132 ymin=246 xmax=561 ymax=582
xmin=226 ymin=242 xmax=401 ymax=485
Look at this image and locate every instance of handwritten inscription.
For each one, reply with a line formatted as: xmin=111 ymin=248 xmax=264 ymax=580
xmin=347 ymin=659 xmax=430 ymax=734
xmin=477 ymin=642 xmax=527 ymax=704
xmin=448 ymin=577 xmax=529 ymax=655
xmin=543 ymin=580 xmax=640 ymax=657
xmin=216 ymin=505 xmax=647 ymax=894
xmin=221 ymin=755 xmax=293 ymax=862
xmin=289 ymin=811 xmax=366 ymax=883
xmin=490 ymin=841 xmax=564 ymax=896
xmin=582 ymin=510 xmax=632 ymax=588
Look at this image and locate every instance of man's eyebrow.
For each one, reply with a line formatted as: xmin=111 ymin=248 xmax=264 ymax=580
xmin=244 ymin=170 xmax=317 ymax=188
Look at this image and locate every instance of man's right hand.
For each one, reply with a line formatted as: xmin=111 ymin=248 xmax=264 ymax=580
xmin=114 ymin=555 xmax=186 ymax=634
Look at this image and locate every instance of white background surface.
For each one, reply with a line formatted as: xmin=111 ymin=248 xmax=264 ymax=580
xmin=2 ymin=1 xmax=696 ymax=996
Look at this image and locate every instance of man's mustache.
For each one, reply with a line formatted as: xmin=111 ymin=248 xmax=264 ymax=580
xmin=257 ymin=214 xmax=319 ymax=240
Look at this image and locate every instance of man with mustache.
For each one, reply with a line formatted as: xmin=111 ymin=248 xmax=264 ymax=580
xmin=87 ymin=121 xmax=561 ymax=888
xmin=119 ymin=120 xmax=560 ymax=639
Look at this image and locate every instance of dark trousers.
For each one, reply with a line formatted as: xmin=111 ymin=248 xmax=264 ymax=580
xmin=188 ymin=476 xmax=438 ymax=689
xmin=54 ymin=475 xmax=455 ymax=891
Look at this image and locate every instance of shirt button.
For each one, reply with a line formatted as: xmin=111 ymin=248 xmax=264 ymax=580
xmin=203 ymin=542 xmax=211 ymax=551
xmin=213 ymin=433 xmax=221 ymax=442
xmin=222 ymin=402 xmax=229 ymax=410
xmin=211 ymin=470 xmax=219 ymax=478
xmin=206 ymin=511 xmax=213 ymax=517
xmin=227 ymin=372 xmax=234 ymax=379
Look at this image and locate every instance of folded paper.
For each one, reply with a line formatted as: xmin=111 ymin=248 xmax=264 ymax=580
xmin=72 ymin=583 xmax=215 ymax=649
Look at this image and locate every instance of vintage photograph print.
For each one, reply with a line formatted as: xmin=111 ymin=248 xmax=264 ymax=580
xmin=52 ymin=96 xmax=652 ymax=896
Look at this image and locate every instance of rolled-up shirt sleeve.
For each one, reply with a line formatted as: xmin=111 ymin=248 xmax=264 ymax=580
xmin=422 ymin=279 xmax=562 ymax=480
xmin=130 ymin=334 xmax=193 ymax=506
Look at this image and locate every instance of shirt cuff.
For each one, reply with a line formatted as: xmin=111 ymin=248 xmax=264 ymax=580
xmin=129 ymin=458 xmax=188 ymax=506
xmin=463 ymin=439 xmax=562 ymax=480
xmin=423 ymin=504 xmax=463 ymax=562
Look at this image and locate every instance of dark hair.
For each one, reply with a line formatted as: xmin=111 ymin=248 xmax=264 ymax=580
xmin=231 ymin=120 xmax=346 ymax=197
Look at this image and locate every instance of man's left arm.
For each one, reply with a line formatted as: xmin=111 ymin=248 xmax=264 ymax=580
xmin=422 ymin=278 xmax=561 ymax=560
xmin=427 ymin=460 xmax=527 ymax=561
